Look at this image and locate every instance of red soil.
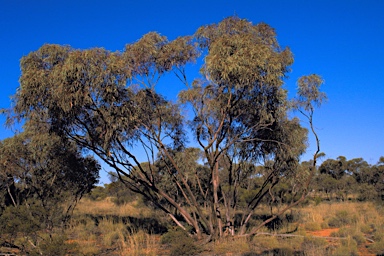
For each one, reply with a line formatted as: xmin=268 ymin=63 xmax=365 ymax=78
xmin=309 ymin=228 xmax=339 ymax=237
xmin=308 ymin=228 xmax=375 ymax=256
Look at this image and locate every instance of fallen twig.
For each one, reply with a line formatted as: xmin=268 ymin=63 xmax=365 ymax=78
xmin=255 ymin=232 xmax=348 ymax=240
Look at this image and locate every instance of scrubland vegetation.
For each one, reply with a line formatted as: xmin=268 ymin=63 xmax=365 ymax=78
xmin=1 ymin=16 xmax=384 ymax=255
xmin=2 ymin=180 xmax=384 ymax=255
xmin=67 ymin=198 xmax=384 ymax=256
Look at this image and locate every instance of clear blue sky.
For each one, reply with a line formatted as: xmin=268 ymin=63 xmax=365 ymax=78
xmin=1 ymin=0 xmax=383 ymax=184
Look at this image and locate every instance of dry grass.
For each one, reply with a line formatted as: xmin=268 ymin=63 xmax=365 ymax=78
xmin=73 ymin=238 xmax=100 ymax=255
xmin=65 ymin=199 xmax=384 ymax=255
xmin=244 ymin=201 xmax=384 ymax=255
xmin=305 ymin=202 xmax=383 ymax=227
xmin=300 ymin=202 xmax=366 ymax=227
xmin=74 ymin=197 xmax=153 ymax=218
xmin=119 ymin=230 xmax=161 ymax=256
xmin=299 ymin=201 xmax=384 ymax=255
xmin=212 ymin=237 xmax=250 ymax=255
xmin=300 ymin=202 xmax=378 ymax=229
xmin=66 ymin=199 xmax=163 ymax=255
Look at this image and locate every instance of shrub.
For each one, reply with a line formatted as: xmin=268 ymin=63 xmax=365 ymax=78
xmin=0 ymin=205 xmax=41 ymax=234
xmin=373 ymin=226 xmax=384 ymax=242
xmin=359 ymin=224 xmax=372 ymax=234
xmin=252 ymin=236 xmax=279 ymax=251
xmin=369 ymin=240 xmax=384 ymax=255
xmin=103 ymin=231 xmax=123 ymax=247
xmin=320 ymin=221 xmax=329 ymax=229
xmin=265 ymin=216 xmax=284 ymax=231
xmin=161 ymin=227 xmax=199 ymax=256
xmin=313 ymin=196 xmax=322 ymax=206
xmin=328 ymin=210 xmax=355 ymax=227
xmin=332 ymin=238 xmax=358 ymax=256
xmin=301 ymin=236 xmax=327 ymax=256
xmin=330 ymin=227 xmax=365 ymax=245
xmin=330 ymin=227 xmax=350 ymax=237
xmin=213 ymin=237 xmax=249 ymax=255
xmin=87 ymin=186 xmax=108 ymax=201
xmin=304 ymin=222 xmax=322 ymax=231
xmin=75 ymin=239 xmax=100 ymax=256
xmin=269 ymin=247 xmax=295 ymax=256
xmin=352 ymin=232 xmax=366 ymax=245
xmin=31 ymin=234 xmax=78 ymax=256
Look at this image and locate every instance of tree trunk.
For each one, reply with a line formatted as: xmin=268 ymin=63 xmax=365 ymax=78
xmin=212 ymin=161 xmax=222 ymax=238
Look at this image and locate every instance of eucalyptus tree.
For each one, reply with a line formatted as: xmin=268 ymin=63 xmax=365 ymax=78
xmin=0 ymin=122 xmax=99 ymax=252
xmin=0 ymin=122 xmax=100 ymax=219
xmin=315 ymin=156 xmax=384 ymax=201
xmin=10 ymin=16 xmax=325 ymax=240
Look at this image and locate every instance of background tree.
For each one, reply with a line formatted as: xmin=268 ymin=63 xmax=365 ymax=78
xmin=373 ymin=157 xmax=384 ymax=200
xmin=319 ymin=156 xmax=348 ymax=180
xmin=10 ymin=16 xmax=325 ymax=240
xmin=317 ymin=156 xmax=352 ymax=200
xmin=0 ymin=121 xmax=100 ymax=253
xmin=313 ymin=156 xmax=384 ymax=202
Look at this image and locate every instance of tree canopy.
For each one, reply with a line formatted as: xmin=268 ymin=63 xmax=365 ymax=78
xmin=0 ymin=121 xmax=100 ymax=253
xmin=7 ymin=16 xmax=326 ymax=240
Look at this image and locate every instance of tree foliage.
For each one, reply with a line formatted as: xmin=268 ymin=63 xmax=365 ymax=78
xmin=9 ymin=16 xmax=326 ymax=240
xmin=313 ymin=156 xmax=384 ymax=201
xmin=0 ymin=122 xmax=100 ymax=253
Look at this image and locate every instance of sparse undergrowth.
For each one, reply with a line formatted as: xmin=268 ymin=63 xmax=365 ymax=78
xmin=1 ymin=199 xmax=384 ymax=255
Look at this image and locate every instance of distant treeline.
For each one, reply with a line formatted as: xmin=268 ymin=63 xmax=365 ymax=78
xmin=88 ymin=156 xmax=384 ymax=205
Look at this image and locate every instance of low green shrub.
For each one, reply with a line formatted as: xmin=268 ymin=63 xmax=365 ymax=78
xmin=369 ymin=240 xmax=384 ymax=255
xmin=301 ymin=236 xmax=327 ymax=256
xmin=328 ymin=210 xmax=355 ymax=227
xmin=252 ymin=236 xmax=279 ymax=251
xmin=330 ymin=227 xmax=350 ymax=237
xmin=31 ymin=234 xmax=78 ymax=256
xmin=313 ymin=196 xmax=322 ymax=206
xmin=269 ymin=247 xmax=295 ymax=256
xmin=87 ymin=186 xmax=108 ymax=201
xmin=213 ymin=237 xmax=249 ymax=255
xmin=320 ymin=221 xmax=329 ymax=229
xmin=330 ymin=227 xmax=366 ymax=245
xmin=332 ymin=238 xmax=358 ymax=256
xmin=304 ymin=222 xmax=322 ymax=231
xmin=359 ymin=224 xmax=372 ymax=234
xmin=161 ymin=227 xmax=199 ymax=256
xmin=352 ymin=232 xmax=366 ymax=245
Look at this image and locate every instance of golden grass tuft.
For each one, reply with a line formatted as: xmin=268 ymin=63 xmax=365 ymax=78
xmin=74 ymin=197 xmax=153 ymax=218
xmin=212 ymin=237 xmax=250 ymax=255
xmin=304 ymin=221 xmax=322 ymax=231
xmin=299 ymin=201 xmax=377 ymax=227
xmin=63 ymin=198 xmax=384 ymax=255
xmin=66 ymin=200 xmax=163 ymax=255
xmin=119 ymin=230 xmax=161 ymax=256
xmin=73 ymin=236 xmax=100 ymax=255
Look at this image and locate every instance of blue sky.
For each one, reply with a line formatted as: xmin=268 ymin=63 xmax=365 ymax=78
xmin=1 ymin=0 xmax=383 ymax=184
